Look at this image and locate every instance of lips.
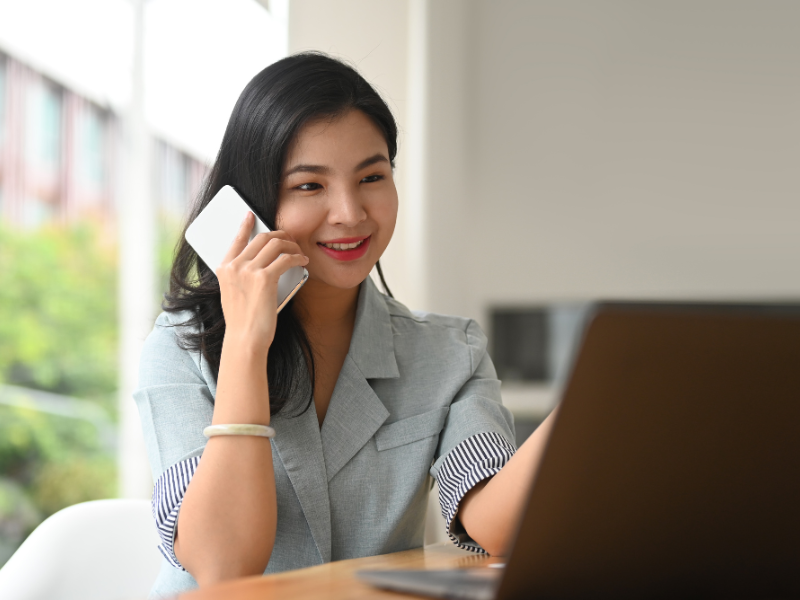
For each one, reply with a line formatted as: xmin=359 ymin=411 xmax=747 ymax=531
xmin=317 ymin=235 xmax=371 ymax=261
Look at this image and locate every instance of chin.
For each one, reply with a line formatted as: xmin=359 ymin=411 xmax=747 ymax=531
xmin=310 ymin=268 xmax=373 ymax=291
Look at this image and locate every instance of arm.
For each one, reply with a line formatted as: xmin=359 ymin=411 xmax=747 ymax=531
xmin=172 ymin=213 xmax=309 ymax=586
xmin=172 ymin=340 xmax=275 ymax=584
xmin=457 ymin=406 xmax=559 ymax=556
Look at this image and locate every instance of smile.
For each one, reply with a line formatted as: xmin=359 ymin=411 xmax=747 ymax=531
xmin=317 ymin=236 xmax=371 ymax=261
xmin=319 ymin=239 xmax=366 ymax=250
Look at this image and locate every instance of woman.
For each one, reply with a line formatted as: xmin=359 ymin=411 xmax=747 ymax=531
xmin=135 ymin=52 xmax=557 ymax=597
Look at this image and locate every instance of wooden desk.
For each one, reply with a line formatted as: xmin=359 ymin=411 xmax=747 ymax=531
xmin=178 ymin=544 xmax=504 ymax=600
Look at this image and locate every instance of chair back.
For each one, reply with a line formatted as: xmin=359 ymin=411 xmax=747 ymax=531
xmin=0 ymin=499 xmax=161 ymax=600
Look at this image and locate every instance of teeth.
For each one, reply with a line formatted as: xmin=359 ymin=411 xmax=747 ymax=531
xmin=322 ymin=239 xmax=365 ymax=250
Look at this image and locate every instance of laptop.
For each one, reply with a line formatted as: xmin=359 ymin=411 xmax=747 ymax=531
xmin=357 ymin=303 xmax=800 ymax=599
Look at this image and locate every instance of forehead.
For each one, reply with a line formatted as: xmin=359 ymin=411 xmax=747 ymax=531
xmin=284 ymin=110 xmax=389 ymax=170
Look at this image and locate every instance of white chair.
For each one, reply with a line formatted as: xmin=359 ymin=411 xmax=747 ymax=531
xmin=0 ymin=499 xmax=162 ymax=600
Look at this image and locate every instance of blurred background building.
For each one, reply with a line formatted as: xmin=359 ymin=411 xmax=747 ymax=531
xmin=0 ymin=50 xmax=206 ymax=230
xmin=1 ymin=0 xmax=799 ymax=564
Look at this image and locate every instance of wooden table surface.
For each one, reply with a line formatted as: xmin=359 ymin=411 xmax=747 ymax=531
xmin=178 ymin=544 xmax=504 ymax=600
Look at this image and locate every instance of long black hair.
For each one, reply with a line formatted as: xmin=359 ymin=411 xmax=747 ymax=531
xmin=163 ymin=52 xmax=397 ymax=416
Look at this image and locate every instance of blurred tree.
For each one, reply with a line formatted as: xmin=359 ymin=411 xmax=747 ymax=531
xmin=0 ymin=477 xmax=40 ymax=566
xmin=0 ymin=219 xmax=182 ymax=566
xmin=0 ymin=224 xmax=118 ymax=409
xmin=0 ymin=223 xmax=118 ymax=565
xmin=0 ymin=404 xmax=115 ymax=565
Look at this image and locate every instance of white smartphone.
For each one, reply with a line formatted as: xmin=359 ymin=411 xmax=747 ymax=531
xmin=184 ymin=185 xmax=308 ymax=313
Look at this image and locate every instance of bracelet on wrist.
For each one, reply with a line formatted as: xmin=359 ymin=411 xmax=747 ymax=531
xmin=203 ymin=424 xmax=276 ymax=439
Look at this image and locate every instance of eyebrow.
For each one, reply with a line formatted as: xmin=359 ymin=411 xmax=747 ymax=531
xmin=284 ymin=153 xmax=389 ymax=177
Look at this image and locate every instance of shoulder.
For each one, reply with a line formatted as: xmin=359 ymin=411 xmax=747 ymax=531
xmin=154 ymin=308 xmax=201 ymax=333
xmin=135 ymin=310 xmax=215 ymax=480
xmin=383 ymin=296 xmax=488 ymax=369
xmin=384 ymin=295 xmax=474 ymax=333
xmin=141 ymin=310 xmax=199 ymax=360
xmin=138 ymin=309 xmax=209 ymax=389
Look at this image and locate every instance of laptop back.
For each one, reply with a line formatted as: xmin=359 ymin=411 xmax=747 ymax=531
xmin=498 ymin=304 xmax=800 ymax=599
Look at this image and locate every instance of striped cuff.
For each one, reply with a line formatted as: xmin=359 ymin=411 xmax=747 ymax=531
xmin=151 ymin=456 xmax=201 ymax=571
xmin=436 ymin=432 xmax=516 ymax=554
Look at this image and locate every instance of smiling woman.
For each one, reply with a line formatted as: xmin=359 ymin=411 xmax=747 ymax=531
xmin=278 ymin=110 xmax=397 ymax=289
xmin=133 ymin=53 xmax=552 ymax=598
xmin=162 ymin=54 xmax=399 ymax=418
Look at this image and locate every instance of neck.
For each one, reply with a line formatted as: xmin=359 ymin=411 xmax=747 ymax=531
xmin=292 ymin=278 xmax=361 ymax=330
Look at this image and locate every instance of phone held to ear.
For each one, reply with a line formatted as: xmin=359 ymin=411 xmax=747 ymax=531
xmin=184 ymin=185 xmax=309 ymax=313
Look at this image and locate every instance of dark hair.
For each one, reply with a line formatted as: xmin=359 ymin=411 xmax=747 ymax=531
xmin=163 ymin=52 xmax=397 ymax=416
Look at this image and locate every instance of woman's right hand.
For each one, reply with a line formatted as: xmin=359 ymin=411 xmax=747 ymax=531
xmin=216 ymin=212 xmax=309 ymax=353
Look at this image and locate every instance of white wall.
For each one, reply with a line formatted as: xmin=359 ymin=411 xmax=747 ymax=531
xmin=290 ymin=0 xmax=800 ymax=329
xmin=462 ymin=0 xmax=800 ymax=322
xmin=288 ymin=0 xmax=418 ymax=304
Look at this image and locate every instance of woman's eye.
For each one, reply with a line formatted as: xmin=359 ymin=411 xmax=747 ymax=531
xmin=361 ymin=174 xmax=383 ymax=184
xmin=297 ymin=182 xmax=322 ymax=191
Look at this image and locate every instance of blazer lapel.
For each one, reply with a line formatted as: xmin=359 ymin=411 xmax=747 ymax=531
xmin=320 ymin=277 xmax=399 ymax=482
xmin=321 ymin=355 xmax=390 ymax=481
xmin=270 ymin=405 xmax=332 ymax=563
xmin=268 ymin=278 xmax=399 ymax=558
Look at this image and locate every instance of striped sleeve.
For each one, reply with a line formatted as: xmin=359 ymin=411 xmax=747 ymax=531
xmin=151 ymin=456 xmax=201 ymax=571
xmin=435 ymin=432 xmax=517 ymax=554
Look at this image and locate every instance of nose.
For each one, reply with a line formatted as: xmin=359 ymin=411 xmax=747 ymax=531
xmin=327 ymin=184 xmax=367 ymax=227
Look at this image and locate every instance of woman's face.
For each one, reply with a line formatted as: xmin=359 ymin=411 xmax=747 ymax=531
xmin=276 ymin=109 xmax=398 ymax=291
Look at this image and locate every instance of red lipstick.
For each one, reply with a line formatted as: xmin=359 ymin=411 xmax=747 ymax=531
xmin=317 ymin=235 xmax=371 ymax=261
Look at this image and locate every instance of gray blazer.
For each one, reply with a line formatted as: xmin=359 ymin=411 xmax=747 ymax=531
xmin=134 ymin=277 xmax=515 ymax=597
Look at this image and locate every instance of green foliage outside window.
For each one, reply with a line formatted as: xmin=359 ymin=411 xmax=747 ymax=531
xmin=0 ymin=217 xmax=181 ymax=566
xmin=0 ymin=223 xmax=118 ymax=402
xmin=0 ymin=223 xmax=118 ymax=565
xmin=0 ymin=403 xmax=115 ymax=564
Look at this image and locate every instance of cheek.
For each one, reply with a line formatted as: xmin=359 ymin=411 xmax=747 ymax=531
xmin=276 ymin=203 xmax=316 ymax=246
xmin=374 ymin=193 xmax=399 ymax=241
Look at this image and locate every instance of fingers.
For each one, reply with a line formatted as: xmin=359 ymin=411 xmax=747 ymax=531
xmin=250 ymin=238 xmax=306 ymax=270
xmin=265 ymin=252 xmax=310 ymax=280
xmin=216 ymin=213 xmax=307 ymax=290
xmin=221 ymin=212 xmax=256 ymax=265
xmin=237 ymin=230 xmax=298 ymax=264
xmin=220 ymin=211 xmax=299 ymax=264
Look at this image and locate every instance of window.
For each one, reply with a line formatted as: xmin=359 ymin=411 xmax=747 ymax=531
xmin=25 ymin=81 xmax=61 ymax=170
xmin=155 ymin=141 xmax=191 ymax=218
xmin=81 ymin=106 xmax=105 ymax=187
xmin=0 ymin=57 xmax=6 ymax=150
